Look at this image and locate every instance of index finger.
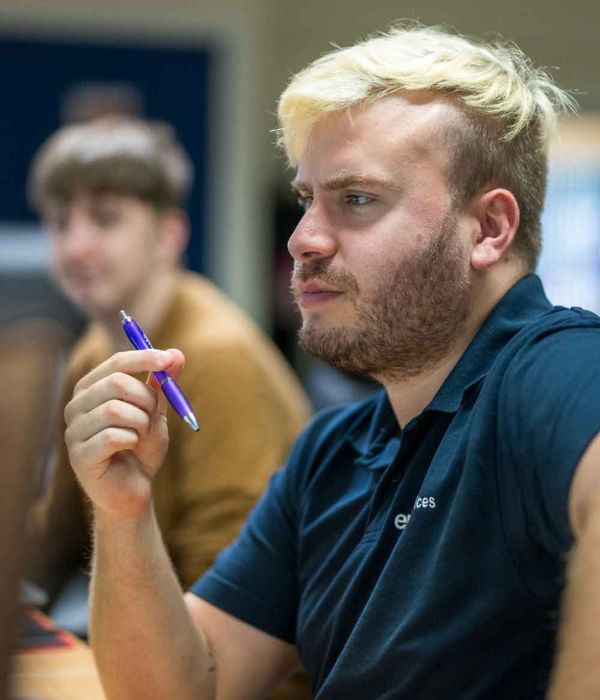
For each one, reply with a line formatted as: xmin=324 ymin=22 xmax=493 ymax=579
xmin=74 ymin=349 xmax=174 ymax=395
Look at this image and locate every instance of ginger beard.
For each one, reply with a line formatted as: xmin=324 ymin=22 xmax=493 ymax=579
xmin=292 ymin=212 xmax=472 ymax=382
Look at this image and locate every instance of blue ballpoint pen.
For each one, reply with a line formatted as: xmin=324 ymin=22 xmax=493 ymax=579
xmin=119 ymin=310 xmax=200 ymax=432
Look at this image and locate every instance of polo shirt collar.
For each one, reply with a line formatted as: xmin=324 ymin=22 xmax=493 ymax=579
xmin=348 ymin=274 xmax=553 ymax=469
xmin=427 ymin=274 xmax=553 ymax=413
xmin=350 ymin=391 xmax=399 ymax=470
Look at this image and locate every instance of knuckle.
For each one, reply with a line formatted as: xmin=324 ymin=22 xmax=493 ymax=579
xmin=144 ymin=389 xmax=157 ymax=412
xmin=64 ymin=399 xmax=74 ymax=424
xmin=103 ymin=428 xmax=121 ymax=448
xmin=113 ymin=351 xmax=130 ymax=367
xmin=102 ymin=428 xmax=117 ymax=447
xmin=103 ymin=427 xmax=135 ymax=448
xmin=64 ymin=423 xmax=74 ymax=446
xmin=108 ymin=372 xmax=129 ymax=395
xmin=73 ymin=376 xmax=87 ymax=395
xmin=141 ymin=413 xmax=152 ymax=435
xmin=140 ymin=388 xmax=156 ymax=414
xmin=105 ymin=399 xmax=122 ymax=421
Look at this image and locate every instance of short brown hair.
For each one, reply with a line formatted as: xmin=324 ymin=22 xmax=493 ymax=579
xmin=444 ymin=105 xmax=548 ymax=271
xmin=28 ymin=117 xmax=193 ymax=213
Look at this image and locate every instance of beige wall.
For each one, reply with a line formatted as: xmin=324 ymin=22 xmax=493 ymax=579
xmin=269 ymin=0 xmax=600 ymax=111
xmin=1 ymin=0 xmax=599 ymax=325
xmin=267 ymin=0 xmax=600 ymax=179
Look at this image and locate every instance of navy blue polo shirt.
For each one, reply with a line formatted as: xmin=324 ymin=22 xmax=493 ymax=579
xmin=191 ymin=275 xmax=600 ymax=699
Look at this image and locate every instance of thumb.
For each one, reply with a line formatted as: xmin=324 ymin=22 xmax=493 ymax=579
xmin=146 ymin=348 xmax=186 ymax=415
xmin=162 ymin=348 xmax=186 ymax=381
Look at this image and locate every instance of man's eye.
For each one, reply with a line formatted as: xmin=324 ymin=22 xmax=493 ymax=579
xmin=297 ymin=195 xmax=313 ymax=212
xmin=346 ymin=193 xmax=372 ymax=207
xmin=93 ymin=210 xmax=121 ymax=228
xmin=47 ymin=216 xmax=68 ymax=234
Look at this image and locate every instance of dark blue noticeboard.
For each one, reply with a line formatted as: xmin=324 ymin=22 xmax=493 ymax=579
xmin=0 ymin=35 xmax=213 ymax=272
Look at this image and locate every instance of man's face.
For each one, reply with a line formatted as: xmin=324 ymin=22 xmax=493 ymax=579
xmin=44 ymin=193 xmax=167 ymax=318
xmin=288 ymin=94 xmax=474 ymax=380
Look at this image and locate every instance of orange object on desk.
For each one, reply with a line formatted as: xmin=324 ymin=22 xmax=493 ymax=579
xmin=11 ymin=607 xmax=106 ymax=700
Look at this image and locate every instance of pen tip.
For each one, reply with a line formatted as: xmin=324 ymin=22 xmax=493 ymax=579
xmin=184 ymin=414 xmax=200 ymax=432
xmin=119 ymin=310 xmax=128 ymax=322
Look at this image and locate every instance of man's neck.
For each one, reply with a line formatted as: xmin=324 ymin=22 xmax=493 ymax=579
xmin=381 ymin=267 xmax=524 ymax=428
xmin=100 ymin=270 xmax=179 ymax=351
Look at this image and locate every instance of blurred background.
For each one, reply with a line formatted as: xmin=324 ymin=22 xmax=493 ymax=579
xmin=1 ymin=0 xmax=599 ymax=690
xmin=1 ymin=0 xmax=600 ymax=397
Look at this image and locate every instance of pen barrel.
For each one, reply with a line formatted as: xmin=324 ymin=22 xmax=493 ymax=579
xmin=120 ymin=312 xmax=197 ymax=427
xmin=157 ymin=376 xmax=195 ymax=419
xmin=122 ymin=319 xmax=153 ymax=351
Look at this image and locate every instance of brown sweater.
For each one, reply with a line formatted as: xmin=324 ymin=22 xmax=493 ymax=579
xmin=30 ymin=271 xmax=313 ymax=696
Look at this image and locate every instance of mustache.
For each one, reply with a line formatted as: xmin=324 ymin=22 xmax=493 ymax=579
xmin=291 ymin=260 xmax=359 ymax=294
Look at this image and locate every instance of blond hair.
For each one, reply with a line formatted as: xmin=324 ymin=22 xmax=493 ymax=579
xmin=28 ymin=117 xmax=193 ymax=213
xmin=278 ymin=24 xmax=576 ymax=270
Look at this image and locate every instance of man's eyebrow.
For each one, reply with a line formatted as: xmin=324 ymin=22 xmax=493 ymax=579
xmin=291 ymin=174 xmax=399 ymax=193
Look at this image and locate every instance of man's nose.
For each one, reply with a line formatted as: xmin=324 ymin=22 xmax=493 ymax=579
xmin=59 ymin=223 xmax=97 ymax=260
xmin=287 ymin=207 xmax=337 ymax=262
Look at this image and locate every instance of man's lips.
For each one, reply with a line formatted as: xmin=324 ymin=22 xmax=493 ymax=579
xmin=296 ymin=281 xmax=344 ymax=309
xmin=66 ymin=274 xmax=98 ymax=287
xmin=299 ymin=281 xmax=340 ymax=294
xmin=63 ymin=265 xmax=104 ymax=282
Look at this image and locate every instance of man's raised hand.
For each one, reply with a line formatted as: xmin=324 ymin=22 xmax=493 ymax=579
xmin=64 ymin=348 xmax=185 ymax=523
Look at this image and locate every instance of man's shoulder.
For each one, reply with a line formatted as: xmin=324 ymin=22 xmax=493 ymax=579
xmin=534 ymin=303 xmax=600 ymax=331
xmin=504 ymin=304 xmax=600 ymax=365
xmin=52 ymin=324 xmax=110 ymax=400
xmin=166 ymin=272 xmax=311 ymax=422
xmin=169 ymin=272 xmax=305 ymax=386
xmin=169 ymin=272 xmax=277 ymax=351
xmin=492 ymin=303 xmax=600 ymax=403
xmin=174 ymin=272 xmax=257 ymax=325
xmin=66 ymin=324 xmax=109 ymax=374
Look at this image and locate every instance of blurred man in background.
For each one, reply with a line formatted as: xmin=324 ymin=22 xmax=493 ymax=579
xmin=26 ymin=116 xmax=311 ymax=697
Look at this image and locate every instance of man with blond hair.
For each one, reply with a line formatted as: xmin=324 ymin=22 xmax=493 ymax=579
xmin=62 ymin=26 xmax=600 ymax=698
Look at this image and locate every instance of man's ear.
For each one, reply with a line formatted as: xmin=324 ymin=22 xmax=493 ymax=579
xmin=470 ymin=189 xmax=520 ymax=270
xmin=158 ymin=209 xmax=190 ymax=264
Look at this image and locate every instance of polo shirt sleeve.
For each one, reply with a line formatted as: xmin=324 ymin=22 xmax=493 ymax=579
xmin=500 ymin=322 xmax=600 ymax=553
xmin=189 ymin=458 xmax=300 ymax=643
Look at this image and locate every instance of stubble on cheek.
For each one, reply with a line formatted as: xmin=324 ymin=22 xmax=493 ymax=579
xmin=296 ymin=213 xmax=471 ymax=380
